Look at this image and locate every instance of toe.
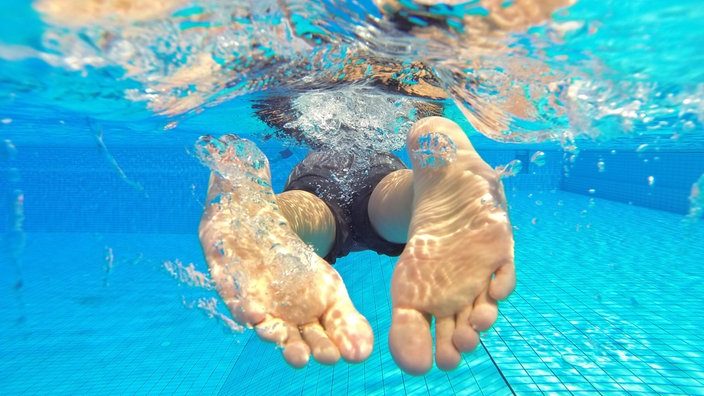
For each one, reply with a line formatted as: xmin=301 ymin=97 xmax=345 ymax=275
xmin=282 ymin=324 xmax=310 ymax=369
xmin=470 ymin=290 xmax=499 ymax=332
xmin=435 ymin=316 xmax=461 ymax=371
xmin=388 ymin=307 xmax=433 ymax=376
xmin=301 ymin=322 xmax=341 ymax=365
xmin=452 ymin=325 xmax=480 ymax=353
xmin=452 ymin=305 xmax=480 ymax=353
xmin=489 ymin=260 xmax=516 ymax=301
xmin=255 ymin=317 xmax=288 ymax=344
xmin=322 ymin=300 xmax=374 ymax=363
xmin=230 ymin=298 xmax=267 ymax=328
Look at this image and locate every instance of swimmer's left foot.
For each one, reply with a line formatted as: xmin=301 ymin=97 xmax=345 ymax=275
xmin=197 ymin=135 xmax=374 ymax=368
xmin=389 ymin=117 xmax=516 ymax=375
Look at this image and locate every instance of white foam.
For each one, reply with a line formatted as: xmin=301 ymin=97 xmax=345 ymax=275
xmin=284 ymin=85 xmax=417 ymax=155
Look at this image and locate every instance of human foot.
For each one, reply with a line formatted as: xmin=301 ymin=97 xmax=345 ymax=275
xmin=389 ymin=117 xmax=516 ymax=375
xmin=196 ymin=135 xmax=373 ymax=367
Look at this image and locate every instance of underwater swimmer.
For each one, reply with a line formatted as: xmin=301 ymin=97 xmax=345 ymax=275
xmin=34 ymin=0 xmax=529 ymax=376
xmin=198 ymin=116 xmax=516 ymax=375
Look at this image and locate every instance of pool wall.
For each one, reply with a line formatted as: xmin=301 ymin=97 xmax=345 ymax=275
xmin=0 ymin=142 xmax=701 ymax=234
xmin=561 ymin=150 xmax=704 ymax=215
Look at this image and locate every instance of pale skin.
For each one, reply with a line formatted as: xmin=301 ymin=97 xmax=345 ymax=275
xmin=197 ymin=136 xmax=373 ymax=367
xmin=198 ymin=116 xmax=516 ymax=375
xmin=381 ymin=117 xmax=516 ymax=375
xmin=33 ymin=0 xmax=547 ymax=373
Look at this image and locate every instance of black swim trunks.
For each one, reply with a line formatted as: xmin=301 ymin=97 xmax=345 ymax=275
xmin=283 ymin=151 xmax=408 ymax=264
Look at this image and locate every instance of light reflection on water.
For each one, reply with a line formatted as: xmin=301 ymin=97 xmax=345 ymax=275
xmin=0 ymin=0 xmax=701 ymax=150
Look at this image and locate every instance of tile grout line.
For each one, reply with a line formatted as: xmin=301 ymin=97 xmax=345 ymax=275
xmin=480 ymin=339 xmax=517 ymax=396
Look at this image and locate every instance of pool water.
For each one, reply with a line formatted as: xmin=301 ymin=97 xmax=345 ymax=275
xmin=1 ymin=189 xmax=702 ymax=394
xmin=2 ymin=0 xmax=704 ymax=395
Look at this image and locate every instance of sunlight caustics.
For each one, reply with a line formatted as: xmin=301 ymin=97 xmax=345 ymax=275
xmin=23 ymin=0 xmax=703 ymax=149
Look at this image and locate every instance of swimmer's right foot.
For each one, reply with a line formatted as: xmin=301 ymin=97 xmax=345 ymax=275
xmin=196 ymin=135 xmax=373 ymax=368
xmin=388 ymin=117 xmax=516 ymax=375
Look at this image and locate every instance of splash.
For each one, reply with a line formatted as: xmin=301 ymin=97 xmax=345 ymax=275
xmin=163 ymin=260 xmax=242 ymax=331
xmin=8 ymin=0 xmax=702 ymax=149
xmin=163 ymin=259 xmax=215 ymax=290
xmin=284 ymin=85 xmax=418 ymax=154
xmin=191 ymin=297 xmax=244 ymax=333
xmin=194 ymin=133 xmax=319 ymax=294
xmin=194 ymin=134 xmax=272 ymax=190
xmin=32 ymin=0 xmax=323 ymax=116
xmin=410 ymin=131 xmax=458 ymax=168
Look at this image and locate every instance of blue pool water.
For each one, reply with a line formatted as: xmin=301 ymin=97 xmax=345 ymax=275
xmin=2 ymin=0 xmax=704 ymax=395
xmin=1 ymin=188 xmax=702 ymax=394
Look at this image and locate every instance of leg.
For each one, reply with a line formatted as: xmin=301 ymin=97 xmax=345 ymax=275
xmin=276 ymin=190 xmax=336 ymax=258
xmin=196 ymin=135 xmax=373 ymax=368
xmin=368 ymin=168 xmax=413 ymax=244
xmin=371 ymin=117 xmax=516 ymax=375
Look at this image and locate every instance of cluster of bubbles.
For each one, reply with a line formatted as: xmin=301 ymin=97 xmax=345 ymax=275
xmin=2 ymin=140 xmax=24 ymax=279
xmin=411 ymin=131 xmax=458 ymax=169
xmin=194 ymin=133 xmax=319 ymax=291
xmin=194 ymin=133 xmax=272 ymax=190
xmin=4 ymin=1 xmax=704 ymax=224
xmin=284 ymin=85 xmax=416 ymax=155
xmin=163 ymin=259 xmax=215 ymax=290
xmin=686 ymin=174 xmax=704 ymax=223
xmin=1 ymin=138 xmax=26 ymax=323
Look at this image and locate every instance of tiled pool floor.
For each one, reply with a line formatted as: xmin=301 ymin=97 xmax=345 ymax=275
xmin=1 ymin=191 xmax=702 ymax=395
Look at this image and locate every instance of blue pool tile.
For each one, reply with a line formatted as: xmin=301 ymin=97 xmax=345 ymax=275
xmin=2 ymin=191 xmax=703 ymax=395
xmin=510 ymin=382 xmax=542 ymax=393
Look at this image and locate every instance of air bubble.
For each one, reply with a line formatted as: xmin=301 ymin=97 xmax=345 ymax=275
xmin=285 ymin=86 xmax=415 ymax=157
xmin=497 ymin=159 xmax=522 ymax=177
xmin=530 ymin=151 xmax=546 ymax=167
xmin=411 ymin=132 xmax=458 ymax=169
xmin=685 ymin=173 xmax=704 ymax=223
xmin=2 ymin=139 xmax=17 ymax=160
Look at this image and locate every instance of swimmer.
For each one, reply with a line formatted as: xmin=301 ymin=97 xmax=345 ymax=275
xmin=197 ymin=116 xmax=516 ymax=375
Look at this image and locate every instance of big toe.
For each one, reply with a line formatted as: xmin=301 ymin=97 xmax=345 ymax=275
xmin=388 ymin=308 xmax=433 ymax=376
